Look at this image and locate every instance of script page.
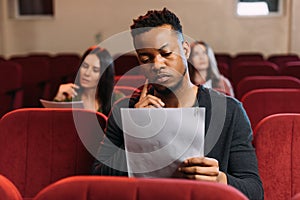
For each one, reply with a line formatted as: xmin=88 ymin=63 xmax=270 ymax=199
xmin=121 ymin=107 xmax=205 ymax=178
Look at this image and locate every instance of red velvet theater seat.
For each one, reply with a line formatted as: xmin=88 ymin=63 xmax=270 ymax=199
xmin=47 ymin=54 xmax=80 ymax=100
xmin=10 ymin=57 xmax=51 ymax=107
xmin=0 ymin=108 xmax=107 ymax=199
xmin=0 ymin=175 xmax=22 ymax=200
xmin=231 ymin=61 xmax=279 ymax=87
xmin=267 ymin=54 xmax=299 ymax=69
xmin=114 ymin=85 xmax=140 ymax=97
xmin=215 ymin=53 xmax=232 ymax=67
xmin=293 ymin=193 xmax=300 ymax=200
xmin=253 ymin=114 xmax=300 ymax=200
xmin=236 ymin=76 xmax=300 ymax=100
xmin=33 ymin=176 xmax=248 ymax=200
xmin=113 ymin=53 xmax=141 ymax=76
xmin=241 ymin=88 xmax=300 ymax=130
xmin=281 ymin=61 xmax=300 ymax=80
xmin=114 ymin=75 xmax=146 ymax=88
xmin=0 ymin=61 xmax=23 ymax=117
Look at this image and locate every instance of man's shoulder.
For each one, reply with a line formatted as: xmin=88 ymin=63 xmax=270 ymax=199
xmin=198 ymin=86 xmax=241 ymax=109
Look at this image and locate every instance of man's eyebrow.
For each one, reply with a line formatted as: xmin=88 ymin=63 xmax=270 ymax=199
xmin=137 ymin=43 xmax=169 ymax=56
xmin=159 ymin=43 xmax=169 ymax=51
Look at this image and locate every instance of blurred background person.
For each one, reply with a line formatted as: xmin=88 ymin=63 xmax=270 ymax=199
xmin=188 ymin=41 xmax=234 ymax=97
xmin=54 ymin=46 xmax=125 ymax=115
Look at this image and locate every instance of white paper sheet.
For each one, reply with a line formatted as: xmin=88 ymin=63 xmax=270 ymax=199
xmin=121 ymin=107 xmax=205 ymax=178
xmin=40 ymin=99 xmax=84 ymax=109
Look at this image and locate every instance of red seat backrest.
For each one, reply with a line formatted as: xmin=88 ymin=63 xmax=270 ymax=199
xmin=281 ymin=61 xmax=300 ymax=79
xmin=293 ymin=193 xmax=300 ymax=200
xmin=114 ymin=85 xmax=141 ymax=96
xmin=0 ymin=108 xmax=107 ymax=199
xmin=114 ymin=53 xmax=141 ymax=76
xmin=9 ymin=57 xmax=51 ymax=107
xmin=114 ymin=75 xmax=146 ymax=88
xmin=241 ymin=88 xmax=300 ymax=129
xmin=231 ymin=61 xmax=279 ymax=87
xmin=253 ymin=113 xmax=300 ymax=200
xmin=0 ymin=61 xmax=23 ymax=117
xmin=33 ymin=176 xmax=248 ymax=200
xmin=268 ymin=54 xmax=299 ymax=68
xmin=215 ymin=53 xmax=232 ymax=67
xmin=236 ymin=76 xmax=300 ymax=100
xmin=47 ymin=54 xmax=81 ymax=100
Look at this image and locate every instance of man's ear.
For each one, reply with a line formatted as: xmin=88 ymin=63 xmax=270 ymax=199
xmin=182 ymin=41 xmax=191 ymax=59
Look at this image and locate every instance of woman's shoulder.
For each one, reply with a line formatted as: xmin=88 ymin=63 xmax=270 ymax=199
xmin=218 ymin=75 xmax=231 ymax=85
xmin=216 ymin=75 xmax=235 ymax=97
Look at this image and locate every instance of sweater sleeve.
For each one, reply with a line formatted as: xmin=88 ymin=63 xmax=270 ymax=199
xmin=226 ymin=102 xmax=264 ymax=200
xmin=91 ymin=98 xmax=128 ymax=176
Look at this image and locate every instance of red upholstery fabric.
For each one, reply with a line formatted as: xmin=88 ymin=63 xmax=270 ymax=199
xmin=114 ymin=75 xmax=146 ymax=88
xmin=52 ymin=54 xmax=81 ymax=79
xmin=253 ymin=114 xmax=300 ymax=200
xmin=0 ymin=56 xmax=6 ymax=62
xmin=113 ymin=53 xmax=141 ymax=76
xmin=0 ymin=175 xmax=22 ymax=200
xmin=114 ymin=85 xmax=141 ymax=96
xmin=33 ymin=176 xmax=248 ymax=200
xmin=0 ymin=108 xmax=107 ymax=199
xmin=217 ymin=62 xmax=230 ymax=79
xmin=10 ymin=57 xmax=51 ymax=107
xmin=47 ymin=54 xmax=80 ymax=99
xmin=236 ymin=76 xmax=300 ymax=100
xmin=0 ymin=61 xmax=23 ymax=117
xmin=293 ymin=193 xmax=300 ymax=200
xmin=267 ymin=54 xmax=299 ymax=68
xmin=281 ymin=61 xmax=300 ymax=79
xmin=215 ymin=53 xmax=232 ymax=66
xmin=241 ymin=88 xmax=300 ymax=130
xmin=26 ymin=53 xmax=52 ymax=60
xmin=233 ymin=53 xmax=264 ymax=61
xmin=231 ymin=61 xmax=279 ymax=87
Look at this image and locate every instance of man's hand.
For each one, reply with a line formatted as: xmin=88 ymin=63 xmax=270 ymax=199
xmin=134 ymin=79 xmax=165 ymax=108
xmin=174 ymin=157 xmax=227 ymax=184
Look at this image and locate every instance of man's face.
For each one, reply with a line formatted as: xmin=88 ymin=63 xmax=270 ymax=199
xmin=133 ymin=25 xmax=189 ymax=93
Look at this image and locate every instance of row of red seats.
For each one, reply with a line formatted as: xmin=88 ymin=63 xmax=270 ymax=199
xmin=0 ymin=108 xmax=247 ymax=200
xmin=0 ymin=175 xmax=248 ymax=200
xmin=2 ymin=52 xmax=299 ymax=79
xmin=111 ymin=53 xmax=300 ymax=99
xmin=1 ymin=108 xmax=300 ymax=199
xmin=215 ymin=52 xmax=299 ymax=71
xmin=0 ymin=54 xmax=80 ymax=112
xmin=241 ymin=88 xmax=300 ymax=130
xmin=230 ymin=60 xmax=300 ymax=87
xmin=235 ymin=75 xmax=300 ymax=100
xmin=0 ymin=53 xmax=146 ymax=118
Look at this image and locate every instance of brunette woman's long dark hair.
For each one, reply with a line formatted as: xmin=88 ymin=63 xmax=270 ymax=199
xmin=75 ymin=46 xmax=115 ymax=116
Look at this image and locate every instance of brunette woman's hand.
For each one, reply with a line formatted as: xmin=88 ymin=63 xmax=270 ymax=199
xmin=54 ymin=83 xmax=80 ymax=101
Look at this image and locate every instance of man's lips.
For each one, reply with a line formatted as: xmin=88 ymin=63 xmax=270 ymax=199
xmin=155 ymin=74 xmax=171 ymax=83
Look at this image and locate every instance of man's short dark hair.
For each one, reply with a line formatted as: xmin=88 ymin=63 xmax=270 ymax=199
xmin=130 ymin=8 xmax=183 ymax=38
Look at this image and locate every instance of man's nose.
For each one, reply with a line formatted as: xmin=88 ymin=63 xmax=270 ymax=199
xmin=152 ymin=54 xmax=165 ymax=71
